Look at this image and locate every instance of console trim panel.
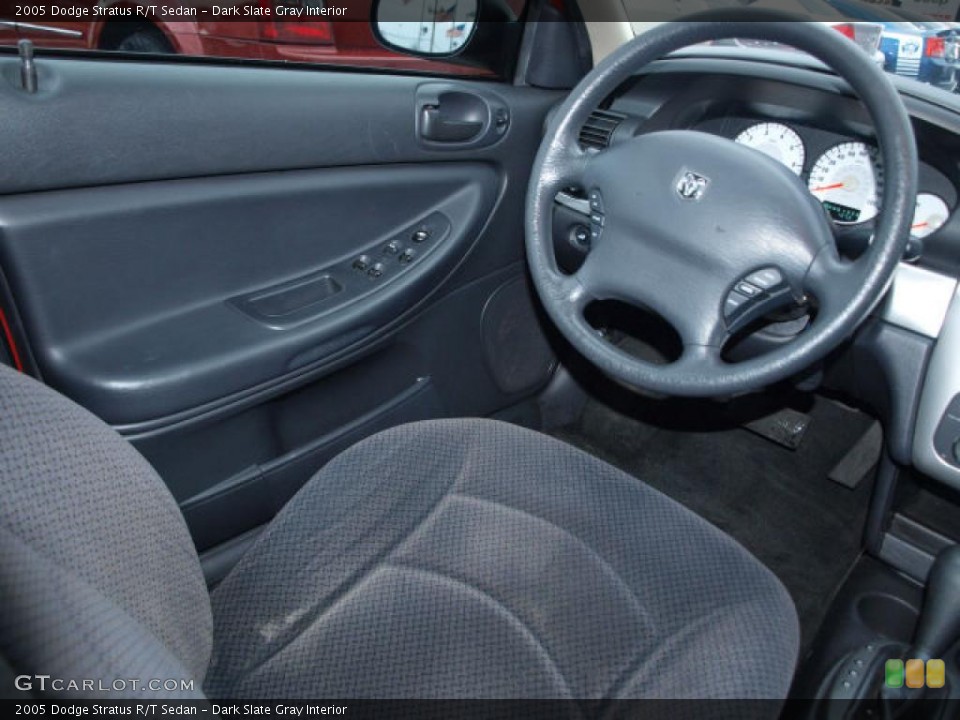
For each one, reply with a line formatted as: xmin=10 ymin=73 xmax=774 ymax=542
xmin=913 ymin=283 xmax=960 ymax=490
xmin=880 ymin=263 xmax=957 ymax=340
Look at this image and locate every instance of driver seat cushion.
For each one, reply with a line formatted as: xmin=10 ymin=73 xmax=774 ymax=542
xmin=206 ymin=418 xmax=799 ymax=699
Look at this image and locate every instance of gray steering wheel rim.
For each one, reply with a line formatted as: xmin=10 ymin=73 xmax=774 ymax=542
xmin=525 ymin=20 xmax=918 ymax=397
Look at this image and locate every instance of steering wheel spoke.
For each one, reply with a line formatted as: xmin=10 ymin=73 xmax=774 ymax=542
xmin=574 ymin=224 xmax=733 ymax=350
xmin=802 ymin=249 xmax=866 ymax=319
xmin=674 ymin=342 xmax=725 ymax=377
xmin=570 ymin=224 xmax=627 ymax=300
xmin=540 ymin=138 xmax=592 ymax=198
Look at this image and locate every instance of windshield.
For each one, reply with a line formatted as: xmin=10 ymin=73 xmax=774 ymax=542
xmin=625 ymin=0 xmax=960 ymax=97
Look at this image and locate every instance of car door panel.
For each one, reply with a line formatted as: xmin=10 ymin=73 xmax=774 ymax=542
xmin=0 ymin=163 xmax=498 ymax=424
xmin=0 ymin=54 xmax=560 ymax=549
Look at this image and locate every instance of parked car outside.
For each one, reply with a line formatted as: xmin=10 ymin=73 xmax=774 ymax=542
xmin=627 ymin=0 xmax=887 ymax=67
xmin=878 ymin=22 xmax=960 ymax=92
xmin=823 ymin=0 xmax=960 ymax=90
xmin=724 ymin=20 xmax=885 ymax=66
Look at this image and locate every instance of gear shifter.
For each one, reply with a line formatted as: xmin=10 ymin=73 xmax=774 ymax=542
xmin=876 ymin=544 xmax=960 ymax=715
xmin=911 ymin=544 xmax=960 ymax=662
xmin=822 ymin=546 xmax=960 ymax=718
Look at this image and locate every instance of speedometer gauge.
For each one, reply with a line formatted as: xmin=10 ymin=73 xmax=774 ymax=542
xmin=808 ymin=142 xmax=883 ymax=225
xmin=911 ymin=193 xmax=950 ymax=239
xmin=735 ymin=122 xmax=805 ymax=175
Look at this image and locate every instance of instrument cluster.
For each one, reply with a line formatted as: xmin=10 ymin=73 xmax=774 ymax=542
xmin=725 ymin=120 xmax=951 ymax=240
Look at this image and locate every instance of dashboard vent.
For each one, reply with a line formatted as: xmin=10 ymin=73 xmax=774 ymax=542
xmin=579 ymin=109 xmax=627 ymax=149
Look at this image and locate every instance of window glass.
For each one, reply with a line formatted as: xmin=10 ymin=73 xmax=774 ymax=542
xmin=0 ymin=1 xmax=527 ymax=78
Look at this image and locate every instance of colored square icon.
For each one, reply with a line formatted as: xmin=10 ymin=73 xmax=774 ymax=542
xmin=926 ymin=659 xmax=945 ymax=689
xmin=885 ymin=659 xmax=904 ymax=688
xmin=905 ymin=659 xmax=925 ymax=688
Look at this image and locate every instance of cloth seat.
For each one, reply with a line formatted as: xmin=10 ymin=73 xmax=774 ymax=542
xmin=0 ymin=365 xmax=798 ymax=701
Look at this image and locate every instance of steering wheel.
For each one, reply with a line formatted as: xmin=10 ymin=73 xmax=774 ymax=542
xmin=525 ymin=21 xmax=917 ymax=397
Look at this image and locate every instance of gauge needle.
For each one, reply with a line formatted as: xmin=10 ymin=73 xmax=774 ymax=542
xmin=810 ymin=182 xmax=845 ymax=193
xmin=912 ymin=222 xmax=929 ymax=230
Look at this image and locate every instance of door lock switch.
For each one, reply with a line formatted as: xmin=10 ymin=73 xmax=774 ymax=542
xmin=494 ymin=108 xmax=510 ymax=134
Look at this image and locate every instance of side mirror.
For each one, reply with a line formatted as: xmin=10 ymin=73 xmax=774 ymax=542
xmin=373 ymin=0 xmax=479 ymax=57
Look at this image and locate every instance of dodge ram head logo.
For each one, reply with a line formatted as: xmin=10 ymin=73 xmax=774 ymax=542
xmin=676 ymin=171 xmax=710 ymax=201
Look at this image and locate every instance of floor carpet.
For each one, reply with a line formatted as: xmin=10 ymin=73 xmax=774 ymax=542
xmin=551 ymin=393 xmax=877 ymax=654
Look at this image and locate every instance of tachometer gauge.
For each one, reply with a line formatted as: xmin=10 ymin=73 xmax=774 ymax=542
xmin=735 ymin=122 xmax=805 ymax=175
xmin=808 ymin=142 xmax=883 ymax=225
xmin=911 ymin=193 xmax=950 ymax=239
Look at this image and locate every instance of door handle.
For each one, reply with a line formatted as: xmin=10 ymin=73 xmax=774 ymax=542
xmin=420 ymin=105 xmax=484 ymax=143
xmin=415 ymin=85 xmax=509 ymax=149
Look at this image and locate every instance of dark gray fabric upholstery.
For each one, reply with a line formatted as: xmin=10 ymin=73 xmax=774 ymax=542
xmin=0 ymin=365 xmax=211 ymax=697
xmin=0 ymin=359 xmax=797 ymax=700
xmin=206 ymin=419 xmax=799 ymax=699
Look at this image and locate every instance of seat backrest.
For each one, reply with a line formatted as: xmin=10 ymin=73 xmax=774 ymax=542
xmin=0 ymin=364 xmax=211 ymax=698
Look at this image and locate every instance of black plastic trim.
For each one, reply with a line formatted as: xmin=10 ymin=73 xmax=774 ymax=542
xmin=181 ymin=376 xmax=442 ymax=551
